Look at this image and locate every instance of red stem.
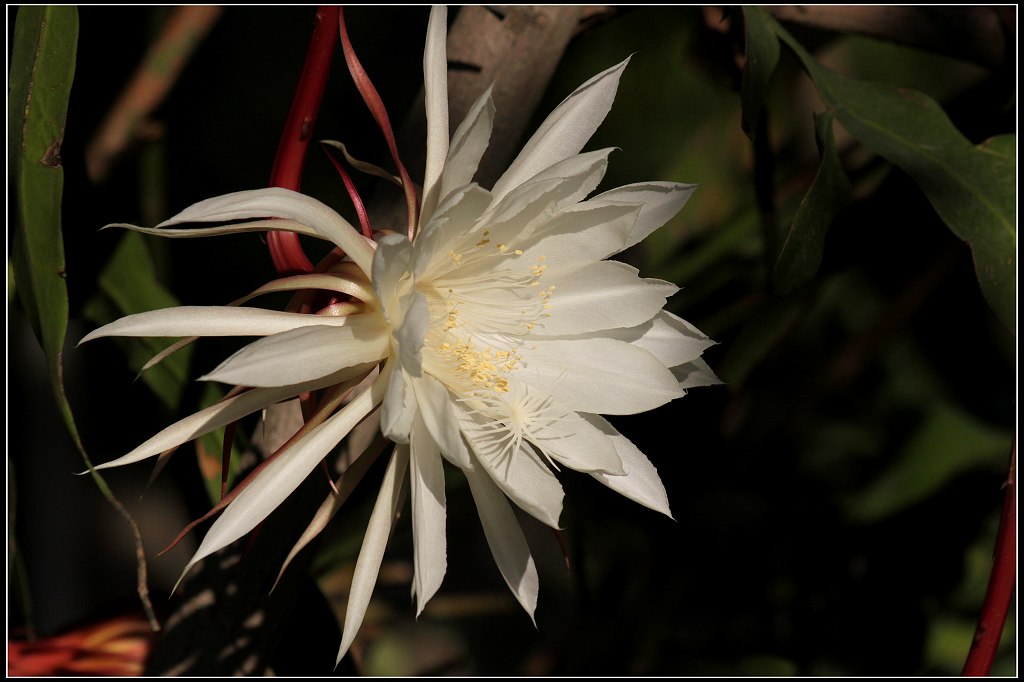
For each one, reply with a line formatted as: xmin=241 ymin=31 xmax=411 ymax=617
xmin=338 ymin=7 xmax=419 ymax=237
xmin=962 ymin=443 xmax=1016 ymax=676
xmin=267 ymin=6 xmax=341 ymax=275
xmin=322 ymin=144 xmax=373 ymax=239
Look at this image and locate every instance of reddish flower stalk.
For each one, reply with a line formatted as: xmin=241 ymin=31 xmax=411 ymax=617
xmin=267 ymin=6 xmax=341 ymax=275
xmin=962 ymin=444 xmax=1017 ymax=676
xmin=338 ymin=7 xmax=419 ymax=238
xmin=322 ymin=145 xmax=374 ymax=239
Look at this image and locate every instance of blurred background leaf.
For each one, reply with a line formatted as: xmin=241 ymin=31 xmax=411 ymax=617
xmin=761 ymin=8 xmax=1016 ymax=330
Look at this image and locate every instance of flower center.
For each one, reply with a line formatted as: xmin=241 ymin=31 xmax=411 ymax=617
xmin=420 ymin=235 xmax=553 ymax=398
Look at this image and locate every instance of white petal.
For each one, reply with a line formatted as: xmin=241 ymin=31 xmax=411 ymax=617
xmin=381 ymin=365 xmax=417 ymax=443
xmin=484 ymin=149 xmax=612 ymax=231
xmin=463 ymin=466 xmax=539 ymax=621
xmin=440 ymin=150 xmax=613 ymax=281
xmin=439 ymin=88 xmax=495 ymax=201
xmin=533 ymin=261 xmax=677 ymax=336
xmin=372 ymin=233 xmax=415 ymax=317
xmin=394 ymin=290 xmax=430 ymax=378
xmin=491 ymin=57 xmax=629 ymax=202
xmin=200 ymin=321 xmax=389 ymax=387
xmin=182 ymin=371 xmax=388 ymax=581
xmin=413 ymin=184 xmax=493 ymax=281
xmin=409 ymin=414 xmax=447 ymax=615
xmin=612 ymin=310 xmax=716 ymax=368
xmin=275 ymin=434 xmax=383 ymax=589
xmin=461 ymin=409 xmax=564 ymax=529
xmin=516 ymin=202 xmax=639 ymax=265
xmin=531 ymin=410 xmax=623 ymax=475
xmin=419 ymin=5 xmax=450 ymax=226
xmin=673 ymin=357 xmax=723 ymax=389
xmin=590 ymin=182 xmax=698 ymax=251
xmin=94 ymin=368 xmax=368 ymax=470
xmin=106 ymin=218 xmax=320 ymax=241
xmin=516 ymin=338 xmax=684 ymax=414
xmin=337 ymin=445 xmax=411 ymax=664
xmin=79 ymin=306 xmax=360 ymax=344
xmin=584 ymin=415 xmax=673 ymax=518
xmin=412 ymin=374 xmax=473 ymax=470
xmin=373 ymin=235 xmax=430 ymax=376
xmin=160 ymin=188 xmax=376 ymax=275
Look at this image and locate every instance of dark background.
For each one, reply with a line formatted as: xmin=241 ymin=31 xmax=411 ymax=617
xmin=8 ymin=6 xmax=1016 ymax=675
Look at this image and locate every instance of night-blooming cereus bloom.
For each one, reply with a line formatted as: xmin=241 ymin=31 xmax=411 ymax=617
xmin=81 ymin=6 xmax=719 ymax=663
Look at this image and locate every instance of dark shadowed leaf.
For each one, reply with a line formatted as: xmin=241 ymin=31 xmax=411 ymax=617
xmin=759 ymin=8 xmax=1016 ymax=329
xmin=772 ymin=111 xmax=851 ymax=295
xmin=740 ymin=6 xmax=780 ymax=141
xmin=846 ymin=404 xmax=1011 ymax=523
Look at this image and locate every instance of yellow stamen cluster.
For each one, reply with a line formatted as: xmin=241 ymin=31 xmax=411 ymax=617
xmin=438 ymin=340 xmax=518 ymax=393
xmin=428 ymin=230 xmax=557 ymax=391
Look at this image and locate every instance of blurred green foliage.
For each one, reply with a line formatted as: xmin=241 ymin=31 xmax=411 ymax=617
xmin=8 ymin=6 xmax=1015 ymax=676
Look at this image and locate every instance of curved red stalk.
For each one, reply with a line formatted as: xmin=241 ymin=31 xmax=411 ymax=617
xmin=338 ymin=7 xmax=419 ymax=237
xmin=322 ymin=144 xmax=373 ymax=239
xmin=267 ymin=6 xmax=341 ymax=275
xmin=962 ymin=444 xmax=1016 ymax=676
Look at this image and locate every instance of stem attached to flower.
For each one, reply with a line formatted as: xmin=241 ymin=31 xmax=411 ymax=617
xmin=322 ymin=144 xmax=374 ymax=239
xmin=962 ymin=443 xmax=1016 ymax=676
xmin=267 ymin=6 xmax=341 ymax=275
xmin=338 ymin=7 xmax=419 ymax=238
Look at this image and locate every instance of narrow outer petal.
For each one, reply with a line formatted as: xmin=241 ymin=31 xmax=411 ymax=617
xmin=381 ymin=365 xmax=417 ymax=443
xmin=490 ymin=58 xmax=629 ymax=202
xmin=412 ymin=375 xmax=473 ymax=470
xmin=200 ymin=321 xmax=389 ymax=387
xmin=338 ymin=445 xmax=410 ymax=664
xmin=410 ymin=414 xmax=447 ymax=615
xmin=439 ymin=87 xmax=495 ymax=201
xmin=79 ymin=306 xmax=361 ymax=344
xmin=181 ymin=367 xmax=390 ymax=583
xmin=419 ymin=4 xmax=449 ymax=226
xmin=94 ymin=367 xmax=375 ymax=470
xmin=463 ymin=466 xmax=539 ymax=622
xmin=160 ymin=188 xmax=376 ymax=275
xmin=591 ymin=182 xmax=698 ymax=252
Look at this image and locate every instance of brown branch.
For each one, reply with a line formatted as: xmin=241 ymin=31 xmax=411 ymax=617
xmin=86 ymin=7 xmax=223 ymax=183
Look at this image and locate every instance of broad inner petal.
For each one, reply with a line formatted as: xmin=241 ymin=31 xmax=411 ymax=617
xmin=201 ymin=316 xmax=389 ymax=387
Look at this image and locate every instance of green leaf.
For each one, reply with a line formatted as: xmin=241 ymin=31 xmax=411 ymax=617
xmin=846 ymin=404 xmax=1011 ymax=523
xmin=9 ymin=6 xmax=78 ymax=377
xmin=740 ymin=6 xmax=780 ymax=140
xmin=8 ymin=7 xmax=158 ymax=629
xmin=196 ymin=383 xmax=245 ymax=503
xmin=83 ymin=231 xmax=194 ymax=411
xmin=772 ymin=111 xmax=852 ymax=295
xmin=760 ymin=8 xmax=1016 ymax=329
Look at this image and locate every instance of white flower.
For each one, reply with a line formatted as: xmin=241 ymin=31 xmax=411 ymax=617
xmin=82 ymin=6 xmax=719 ymax=663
